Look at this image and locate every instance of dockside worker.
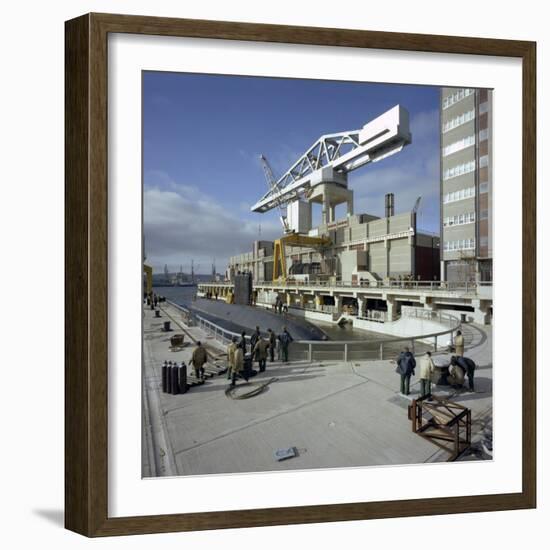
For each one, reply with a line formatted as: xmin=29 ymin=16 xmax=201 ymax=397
xmin=227 ymin=337 xmax=237 ymax=380
xmin=450 ymin=355 xmax=476 ymax=392
xmin=447 ymin=357 xmax=466 ymax=389
xmin=250 ymin=326 xmax=261 ymax=357
xmin=191 ymin=341 xmax=207 ymax=380
xmin=395 ymin=346 xmax=416 ymax=396
xmin=419 ymin=351 xmax=435 ymax=398
xmin=253 ymin=336 xmax=270 ymax=372
xmin=454 ymin=330 xmax=465 ymax=357
xmin=278 ymin=327 xmax=294 ymax=363
xmin=230 ymin=345 xmax=245 ymax=387
xmin=267 ymin=328 xmax=276 ymax=362
xmin=238 ymin=331 xmax=247 ymax=354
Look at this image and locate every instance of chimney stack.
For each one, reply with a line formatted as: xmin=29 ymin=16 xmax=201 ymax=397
xmin=385 ymin=193 xmax=395 ymax=217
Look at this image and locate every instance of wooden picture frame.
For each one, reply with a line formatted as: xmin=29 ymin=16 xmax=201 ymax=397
xmin=65 ymin=12 xmax=536 ymax=537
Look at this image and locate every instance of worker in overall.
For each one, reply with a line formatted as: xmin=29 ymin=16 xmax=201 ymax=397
xmin=395 ymin=346 xmax=416 ymax=396
xmin=278 ymin=327 xmax=294 ymax=363
xmin=250 ymin=326 xmax=261 ymax=356
xmin=191 ymin=341 xmax=207 ymax=380
xmin=230 ymin=344 xmax=245 ymax=387
xmin=226 ymin=337 xmax=237 ymax=380
xmin=447 ymin=357 xmax=466 ymax=389
xmin=238 ymin=331 xmax=247 ymax=354
xmin=419 ymin=351 xmax=435 ymax=398
xmin=267 ymin=328 xmax=276 ymax=362
xmin=450 ymin=355 xmax=476 ymax=392
xmin=454 ymin=330 xmax=465 ymax=357
xmin=253 ymin=336 xmax=270 ymax=373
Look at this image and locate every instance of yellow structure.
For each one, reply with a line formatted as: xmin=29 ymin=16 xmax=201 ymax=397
xmin=272 ymin=233 xmax=331 ymax=282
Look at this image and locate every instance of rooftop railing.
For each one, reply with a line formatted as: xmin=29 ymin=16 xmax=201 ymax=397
xmin=198 ymin=279 xmax=492 ymax=294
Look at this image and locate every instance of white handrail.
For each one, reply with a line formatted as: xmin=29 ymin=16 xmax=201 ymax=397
xmin=167 ymin=302 xmax=460 ymax=362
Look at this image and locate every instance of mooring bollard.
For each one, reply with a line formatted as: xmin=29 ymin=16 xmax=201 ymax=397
xmin=179 ymin=362 xmax=188 ymax=394
xmin=171 ymin=365 xmax=179 ymax=395
xmin=162 ymin=360 xmax=168 ymax=393
xmin=166 ymin=361 xmax=173 ymax=393
xmin=155 ymin=309 xmax=161 ymax=318
xmin=163 ymin=321 xmax=171 ymax=332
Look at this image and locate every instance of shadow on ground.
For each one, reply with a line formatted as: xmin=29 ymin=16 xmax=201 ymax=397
xmin=32 ymin=509 xmax=64 ymax=527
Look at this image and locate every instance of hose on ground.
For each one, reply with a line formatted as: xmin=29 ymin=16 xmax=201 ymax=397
xmin=225 ymin=377 xmax=278 ymax=400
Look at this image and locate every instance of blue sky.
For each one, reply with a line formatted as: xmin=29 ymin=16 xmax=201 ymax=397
xmin=143 ymin=72 xmax=440 ymax=274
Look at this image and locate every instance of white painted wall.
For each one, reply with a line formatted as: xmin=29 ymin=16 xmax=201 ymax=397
xmin=1 ymin=1 xmax=546 ymax=549
xmin=354 ymin=316 xmax=451 ymax=341
xmin=289 ymin=306 xmax=335 ymax=324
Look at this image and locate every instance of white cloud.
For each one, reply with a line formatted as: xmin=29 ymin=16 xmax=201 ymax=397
xmin=144 ymin=177 xmax=281 ymax=273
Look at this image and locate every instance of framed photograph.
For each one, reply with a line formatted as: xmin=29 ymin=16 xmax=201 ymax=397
xmin=65 ymin=13 xmax=536 ymax=536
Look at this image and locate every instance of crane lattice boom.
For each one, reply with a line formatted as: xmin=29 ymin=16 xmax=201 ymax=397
xmin=259 ymin=154 xmax=290 ymax=233
xmin=251 ymin=105 xmax=411 ymax=213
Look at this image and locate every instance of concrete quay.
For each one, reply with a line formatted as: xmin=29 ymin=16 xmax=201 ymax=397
xmin=142 ymin=302 xmax=493 ymax=478
xmin=198 ymin=280 xmax=493 ymax=324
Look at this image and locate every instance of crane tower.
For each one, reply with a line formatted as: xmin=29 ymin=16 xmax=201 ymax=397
xmin=251 ymin=105 xmax=412 ymax=232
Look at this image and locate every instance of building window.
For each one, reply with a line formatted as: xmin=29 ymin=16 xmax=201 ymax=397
xmin=443 ymin=212 xmax=475 ymax=227
xmin=442 ymin=88 xmax=475 ymax=110
xmin=479 ymin=182 xmax=489 ymax=194
xmin=442 ymin=135 xmax=476 ymax=157
xmin=479 ymin=128 xmax=489 ymax=141
xmin=442 ymin=109 xmax=475 ymax=133
xmin=479 ymin=101 xmax=489 ymax=114
xmin=443 ymin=186 xmax=476 ymax=204
xmin=479 ymin=155 xmax=489 ymax=168
xmin=479 ymin=236 xmax=488 ymax=247
xmin=443 ymin=239 xmax=476 ymax=251
xmin=480 ymin=209 xmax=489 ymax=220
xmin=443 ymin=160 xmax=476 ymax=181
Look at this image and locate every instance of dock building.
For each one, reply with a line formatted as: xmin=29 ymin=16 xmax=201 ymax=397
xmin=205 ymin=103 xmax=492 ymax=325
xmin=227 ymin=199 xmax=440 ymax=286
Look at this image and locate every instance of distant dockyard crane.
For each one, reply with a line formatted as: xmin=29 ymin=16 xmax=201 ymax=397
xmin=259 ymin=154 xmax=291 ymax=234
xmin=252 ymin=105 xmax=412 ymax=282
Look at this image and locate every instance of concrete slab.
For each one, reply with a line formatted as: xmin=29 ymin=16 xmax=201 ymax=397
xmin=142 ymin=302 xmax=493 ymax=477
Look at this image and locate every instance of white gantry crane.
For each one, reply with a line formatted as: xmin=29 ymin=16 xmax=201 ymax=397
xmin=252 ymin=104 xmax=412 ymax=281
xmin=252 ymin=104 xmax=412 ymax=225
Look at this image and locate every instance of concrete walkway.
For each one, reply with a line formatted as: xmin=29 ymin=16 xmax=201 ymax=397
xmin=142 ymin=302 xmax=493 ymax=477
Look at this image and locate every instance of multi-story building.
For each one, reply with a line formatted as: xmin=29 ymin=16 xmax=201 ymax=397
xmin=440 ymin=87 xmax=493 ymax=282
xmin=227 ymin=206 xmax=440 ymax=285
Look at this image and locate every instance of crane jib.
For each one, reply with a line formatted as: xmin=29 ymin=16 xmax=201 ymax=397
xmin=251 ymin=104 xmax=411 ymax=214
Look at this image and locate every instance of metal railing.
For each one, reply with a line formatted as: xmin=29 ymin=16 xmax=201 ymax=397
xmin=358 ymin=309 xmax=387 ymax=322
xmin=168 ymin=301 xmax=253 ymax=348
xmin=400 ymin=306 xmax=458 ymax=328
xmin=294 ymin=308 xmax=461 ymax=362
xmin=167 ymin=301 xmax=461 ymax=364
xmin=198 ymin=280 xmax=492 ymax=294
